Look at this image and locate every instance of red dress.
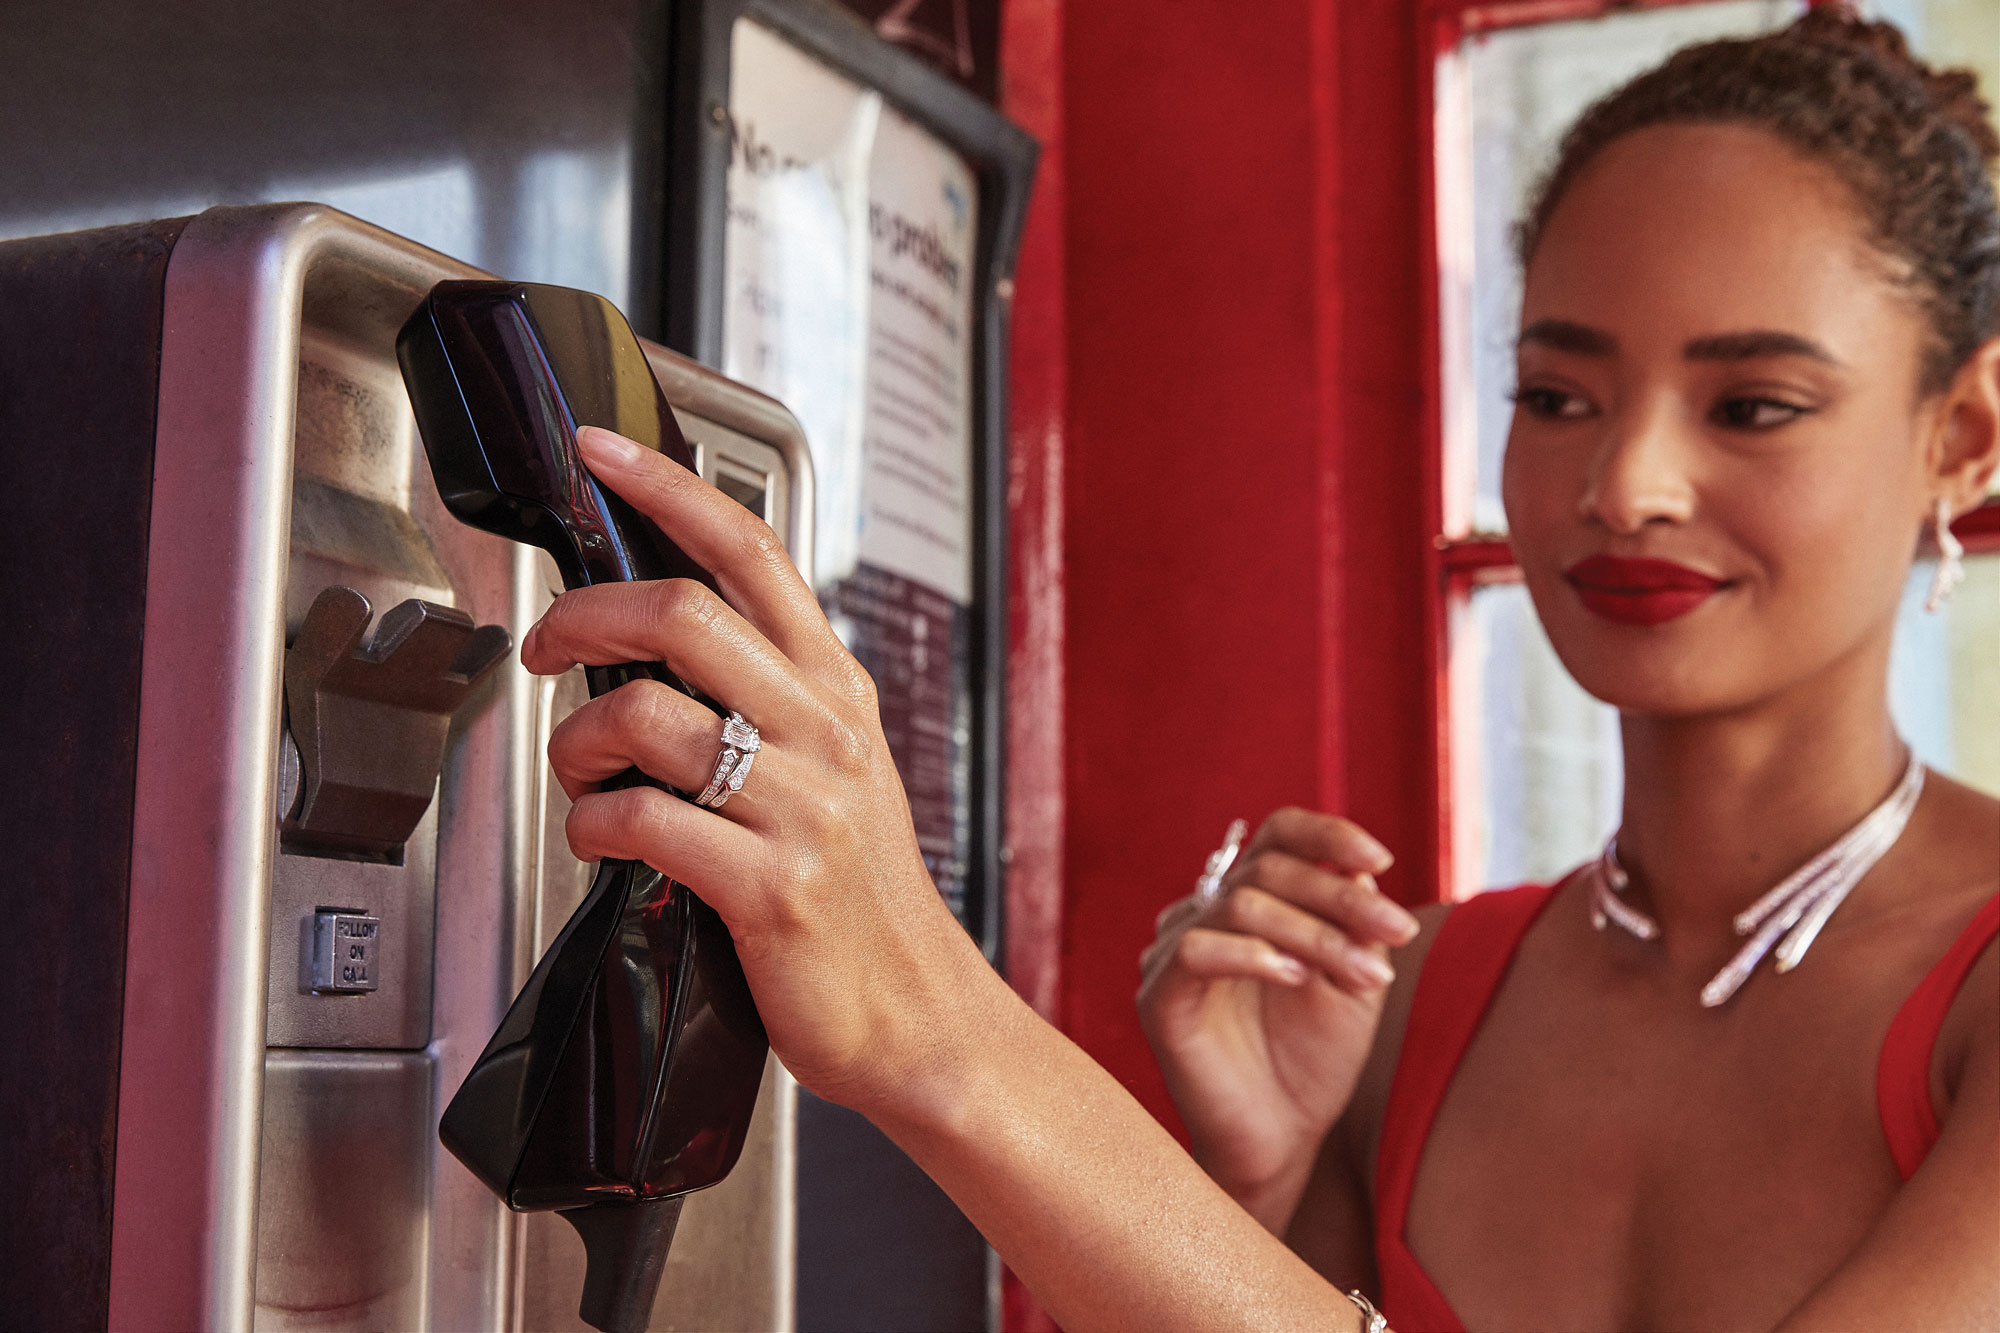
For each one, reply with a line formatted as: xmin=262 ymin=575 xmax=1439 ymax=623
xmin=1371 ymin=882 xmax=2000 ymax=1333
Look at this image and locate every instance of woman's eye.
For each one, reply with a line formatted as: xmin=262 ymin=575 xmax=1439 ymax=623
xmin=1712 ymin=396 xmax=1809 ymax=429
xmin=1511 ymin=386 xmax=1594 ymax=420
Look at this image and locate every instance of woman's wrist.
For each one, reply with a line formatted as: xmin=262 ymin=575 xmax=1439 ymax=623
xmin=835 ymin=900 xmax=1028 ymax=1138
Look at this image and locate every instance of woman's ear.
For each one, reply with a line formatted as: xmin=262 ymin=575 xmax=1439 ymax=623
xmin=1930 ymin=337 xmax=2000 ymax=514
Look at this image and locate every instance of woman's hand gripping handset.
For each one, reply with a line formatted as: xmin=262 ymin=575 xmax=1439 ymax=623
xmin=1139 ymin=811 xmax=1418 ymax=1231
xmin=522 ymin=427 xmax=982 ymax=1111
xmin=527 ymin=427 xmax=1383 ymax=1333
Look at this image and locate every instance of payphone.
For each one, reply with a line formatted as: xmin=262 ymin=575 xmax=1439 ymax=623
xmin=0 ymin=204 xmax=810 ymax=1331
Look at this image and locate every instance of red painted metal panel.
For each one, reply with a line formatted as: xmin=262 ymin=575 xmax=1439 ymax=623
xmin=1000 ymin=0 xmax=1067 ymax=1323
xmin=1310 ymin=0 xmax=1350 ymax=819
xmin=1059 ymin=0 xmax=1343 ymax=1134
xmin=1001 ymin=0 xmax=1068 ymax=1033
xmin=1956 ymin=498 xmax=2000 ymax=554
xmin=1330 ymin=0 xmax=1447 ymax=910
xmin=998 ymin=0 xmax=1445 ymax=1125
xmin=1428 ymin=0 xmax=1728 ymax=38
xmin=1440 ymin=537 xmax=1523 ymax=597
xmin=996 ymin=4 xmax=1448 ymax=1316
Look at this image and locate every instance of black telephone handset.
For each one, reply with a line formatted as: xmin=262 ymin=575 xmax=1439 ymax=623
xmin=398 ymin=282 xmax=768 ymax=1333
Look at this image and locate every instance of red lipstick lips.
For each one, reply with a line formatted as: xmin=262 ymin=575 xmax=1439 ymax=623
xmin=1564 ymin=555 xmax=1728 ymax=626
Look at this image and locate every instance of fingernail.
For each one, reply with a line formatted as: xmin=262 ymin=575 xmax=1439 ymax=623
xmin=1367 ymin=893 xmax=1420 ymax=943
xmin=1276 ymin=956 xmax=1309 ymax=985
xmin=1362 ymin=837 xmax=1394 ymax=873
xmin=1352 ymin=949 xmax=1395 ymax=988
xmin=578 ymin=427 xmax=642 ymax=467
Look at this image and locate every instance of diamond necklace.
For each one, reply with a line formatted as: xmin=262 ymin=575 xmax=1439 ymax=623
xmin=1591 ymin=748 xmax=1926 ymax=1008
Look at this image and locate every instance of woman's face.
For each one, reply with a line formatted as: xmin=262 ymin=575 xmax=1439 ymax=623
xmin=1503 ymin=122 xmax=1941 ymax=717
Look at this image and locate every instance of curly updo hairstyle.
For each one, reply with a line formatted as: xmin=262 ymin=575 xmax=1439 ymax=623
xmin=1519 ymin=5 xmax=2000 ymax=393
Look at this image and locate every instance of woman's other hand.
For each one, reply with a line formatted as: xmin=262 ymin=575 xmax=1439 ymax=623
xmin=1137 ymin=809 xmax=1416 ymax=1227
xmin=522 ymin=426 xmax=997 ymax=1119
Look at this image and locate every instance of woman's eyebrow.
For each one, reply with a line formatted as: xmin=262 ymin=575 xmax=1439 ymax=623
xmin=1518 ymin=322 xmax=1847 ymax=367
xmin=1518 ymin=318 xmax=1615 ymax=356
xmin=1682 ymin=330 xmax=1845 ymax=365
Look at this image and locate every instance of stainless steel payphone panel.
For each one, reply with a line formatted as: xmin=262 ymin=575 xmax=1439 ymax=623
xmin=108 ymin=204 xmax=807 ymax=1332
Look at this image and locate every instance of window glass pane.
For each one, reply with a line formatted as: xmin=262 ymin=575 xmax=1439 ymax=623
xmin=1456 ymin=556 xmax=1998 ymax=895
xmin=1453 ymin=582 xmax=1622 ymax=896
xmin=1892 ymin=553 xmax=2000 ymax=797
xmin=1434 ymin=1 xmax=1801 ymax=536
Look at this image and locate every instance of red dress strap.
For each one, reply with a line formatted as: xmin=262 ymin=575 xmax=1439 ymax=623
xmin=1876 ymin=894 xmax=2000 ymax=1180
xmin=1375 ymin=883 xmax=1559 ymax=1333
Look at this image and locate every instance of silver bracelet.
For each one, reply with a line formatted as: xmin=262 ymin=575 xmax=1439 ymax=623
xmin=1343 ymin=1288 xmax=1389 ymax=1333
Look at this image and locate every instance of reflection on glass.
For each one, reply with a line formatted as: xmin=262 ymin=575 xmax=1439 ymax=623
xmin=1434 ymin=1 xmax=1799 ymax=535
xmin=1458 ymin=556 xmax=1999 ymax=896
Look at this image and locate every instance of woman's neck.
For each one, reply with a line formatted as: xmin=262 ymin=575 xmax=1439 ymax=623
xmin=1612 ymin=634 xmax=1907 ymax=959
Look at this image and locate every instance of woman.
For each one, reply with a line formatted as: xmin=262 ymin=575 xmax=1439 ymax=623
xmin=527 ymin=9 xmax=1997 ymax=1330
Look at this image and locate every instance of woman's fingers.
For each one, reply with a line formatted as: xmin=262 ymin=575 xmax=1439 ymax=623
xmin=1147 ymin=851 xmax=1414 ymax=957
xmin=1158 ymin=927 xmax=1310 ymax=989
xmin=562 ymin=784 xmax=769 ymax=914
xmin=1155 ymin=895 xmax=1202 ymax=934
xmin=1240 ymin=806 xmax=1395 ymax=878
xmin=545 ymin=680 xmax=790 ymax=821
xmin=1222 ymin=850 xmax=1418 ymax=949
xmin=574 ymin=428 xmax=867 ymax=701
xmin=523 ymin=577 xmax=830 ymax=745
xmin=1141 ymin=831 xmax=1412 ymax=999
xmin=1143 ymin=891 xmax=1393 ymax=997
xmin=1215 ymin=887 xmax=1395 ymax=991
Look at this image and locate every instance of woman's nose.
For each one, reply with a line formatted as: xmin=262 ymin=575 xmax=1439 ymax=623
xmin=1577 ymin=400 xmax=1696 ymax=534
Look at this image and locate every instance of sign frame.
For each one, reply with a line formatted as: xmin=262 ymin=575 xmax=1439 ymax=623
xmin=651 ymin=0 xmax=1036 ymax=961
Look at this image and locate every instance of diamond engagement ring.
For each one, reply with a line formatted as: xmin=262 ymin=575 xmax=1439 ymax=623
xmin=694 ymin=711 xmax=761 ymax=809
xmin=1194 ymin=818 xmax=1250 ymax=904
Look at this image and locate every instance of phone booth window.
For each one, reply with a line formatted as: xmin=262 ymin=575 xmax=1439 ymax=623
xmin=1431 ymin=0 xmax=2000 ymax=898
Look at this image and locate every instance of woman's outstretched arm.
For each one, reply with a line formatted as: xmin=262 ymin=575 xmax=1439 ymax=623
xmin=874 ymin=941 xmax=1374 ymax=1332
xmin=526 ymin=427 xmax=1375 ymax=1333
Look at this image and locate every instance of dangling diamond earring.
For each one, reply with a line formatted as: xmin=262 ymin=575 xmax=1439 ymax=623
xmin=1925 ymin=496 xmax=1964 ymax=613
